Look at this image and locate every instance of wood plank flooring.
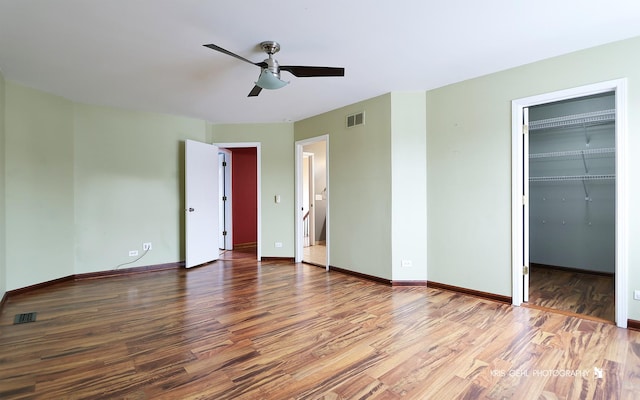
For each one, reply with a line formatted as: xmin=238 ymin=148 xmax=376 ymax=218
xmin=303 ymin=244 xmax=327 ymax=267
xmin=1 ymin=250 xmax=639 ymax=399
xmin=528 ymin=266 xmax=615 ymax=322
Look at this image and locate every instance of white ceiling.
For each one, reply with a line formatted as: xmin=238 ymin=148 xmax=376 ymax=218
xmin=1 ymin=1 xmax=640 ymax=124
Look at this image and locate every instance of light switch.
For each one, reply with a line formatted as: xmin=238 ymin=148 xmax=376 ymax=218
xmin=401 ymin=259 xmax=413 ymax=267
xmin=275 ymin=195 xmax=281 ymax=203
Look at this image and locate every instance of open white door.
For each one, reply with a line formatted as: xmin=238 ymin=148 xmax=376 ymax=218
xmin=185 ymin=140 xmax=219 ymax=268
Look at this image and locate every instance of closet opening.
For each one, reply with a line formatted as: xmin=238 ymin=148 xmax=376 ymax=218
xmin=214 ymin=142 xmax=262 ymax=260
xmin=511 ymin=79 xmax=628 ymax=328
xmin=527 ymin=92 xmax=615 ymax=322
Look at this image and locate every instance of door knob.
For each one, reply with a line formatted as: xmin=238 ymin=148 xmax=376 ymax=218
xmin=188 ymin=207 xmax=195 ymax=212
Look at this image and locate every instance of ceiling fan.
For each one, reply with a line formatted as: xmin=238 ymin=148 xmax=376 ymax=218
xmin=203 ymin=41 xmax=345 ymax=97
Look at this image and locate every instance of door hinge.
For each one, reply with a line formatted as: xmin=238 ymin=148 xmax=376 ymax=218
xmin=523 ymin=266 xmax=529 ymax=275
xmin=222 ymin=161 xmax=227 ymax=167
xmin=522 ymin=195 xmax=527 ymax=206
xmin=222 ymin=231 xmax=227 ymax=236
xmin=222 ymin=196 xmax=227 ymax=201
xmin=522 ymin=124 xmax=529 ymax=135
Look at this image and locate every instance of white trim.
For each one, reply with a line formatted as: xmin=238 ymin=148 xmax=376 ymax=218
xmin=512 ymin=102 xmax=524 ymax=306
xmin=523 ymin=107 xmax=530 ymax=302
xmin=302 ymin=152 xmax=316 ymax=246
xmin=295 ymin=135 xmax=330 ymax=270
xmin=615 ymin=81 xmax=629 ymax=329
xmin=511 ymin=79 xmax=628 ymax=328
xmin=214 ymin=142 xmax=262 ymax=261
xmin=295 ymin=146 xmax=302 ymax=263
xmin=218 ymin=148 xmax=233 ymax=250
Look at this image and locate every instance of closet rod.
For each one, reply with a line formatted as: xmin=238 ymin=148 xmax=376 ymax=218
xmin=529 ymin=109 xmax=615 ymax=131
xmin=529 ymin=174 xmax=615 ymax=182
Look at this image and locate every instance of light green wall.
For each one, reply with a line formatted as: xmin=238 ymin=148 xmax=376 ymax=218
xmin=5 ymin=82 xmax=75 ymax=290
xmin=3 ymin=82 xmax=207 ymax=289
xmin=210 ymin=123 xmax=294 ymax=257
xmin=0 ymin=70 xmax=6 ymax=298
xmin=2 ymin=80 xmax=293 ymax=289
xmin=390 ymin=92 xmax=427 ymax=281
xmin=294 ymin=93 xmax=427 ymax=282
xmin=73 ymin=104 xmax=207 ymax=273
xmin=426 ymin=36 xmax=640 ymax=319
xmin=426 ymin=79 xmax=512 ymax=295
xmin=295 ymin=94 xmax=393 ymax=279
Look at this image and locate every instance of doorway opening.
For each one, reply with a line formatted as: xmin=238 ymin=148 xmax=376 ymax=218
xmin=215 ymin=142 xmax=262 ymax=261
xmin=511 ymin=79 xmax=628 ymax=328
xmin=295 ymin=136 xmax=329 ymax=269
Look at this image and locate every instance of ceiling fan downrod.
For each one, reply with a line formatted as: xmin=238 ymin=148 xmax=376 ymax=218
xmin=260 ymin=41 xmax=282 ymax=78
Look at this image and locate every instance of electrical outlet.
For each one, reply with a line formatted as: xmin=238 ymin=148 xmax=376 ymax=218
xmin=275 ymin=242 xmax=283 ymax=248
xmin=129 ymin=250 xmax=138 ymax=257
xmin=634 ymin=290 xmax=640 ymax=301
xmin=143 ymin=242 xmax=152 ymax=251
xmin=401 ymin=259 xmax=413 ymax=267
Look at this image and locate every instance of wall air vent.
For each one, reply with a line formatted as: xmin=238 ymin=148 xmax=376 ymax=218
xmin=346 ymin=111 xmax=365 ymax=128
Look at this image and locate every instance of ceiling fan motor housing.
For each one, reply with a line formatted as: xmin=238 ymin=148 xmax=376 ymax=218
xmin=264 ymin=57 xmax=281 ymax=78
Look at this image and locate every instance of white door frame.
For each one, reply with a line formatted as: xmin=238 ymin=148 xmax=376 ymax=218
xmin=303 ymin=152 xmax=316 ymax=246
xmin=218 ymin=149 xmax=233 ymax=251
xmin=214 ymin=142 xmax=262 ymax=261
xmin=511 ymin=79 xmax=628 ymax=328
xmin=295 ymin=135 xmax=329 ymax=269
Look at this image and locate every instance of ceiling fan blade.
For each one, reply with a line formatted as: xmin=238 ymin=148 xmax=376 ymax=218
xmin=203 ymin=43 xmax=262 ymax=67
xmin=248 ymin=85 xmax=263 ymax=97
xmin=279 ymin=66 xmax=345 ymax=77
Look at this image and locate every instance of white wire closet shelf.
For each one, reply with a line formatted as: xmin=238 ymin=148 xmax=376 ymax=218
xmin=529 ymin=109 xmax=615 ymax=131
xmin=529 ymin=174 xmax=615 ymax=182
xmin=529 ymin=147 xmax=616 ymax=159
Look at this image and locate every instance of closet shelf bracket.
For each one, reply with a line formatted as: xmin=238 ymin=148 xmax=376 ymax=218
xmin=584 ymin=123 xmax=591 ymax=146
xmin=582 ymin=180 xmax=591 ymax=202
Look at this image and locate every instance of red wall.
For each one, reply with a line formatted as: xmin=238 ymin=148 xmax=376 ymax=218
xmin=230 ymin=147 xmax=257 ymax=246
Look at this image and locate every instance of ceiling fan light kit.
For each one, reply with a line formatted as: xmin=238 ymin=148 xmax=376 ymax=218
xmin=203 ymin=41 xmax=344 ymax=97
xmin=255 ymin=69 xmax=289 ymax=90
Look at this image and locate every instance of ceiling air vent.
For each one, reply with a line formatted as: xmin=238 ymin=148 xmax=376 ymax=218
xmin=346 ymin=111 xmax=365 ymax=128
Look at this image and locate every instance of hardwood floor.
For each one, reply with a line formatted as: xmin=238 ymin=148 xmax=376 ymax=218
xmin=1 ymin=251 xmax=639 ymax=399
xmin=528 ymin=265 xmax=615 ymax=322
xmin=303 ymin=244 xmax=327 ymax=267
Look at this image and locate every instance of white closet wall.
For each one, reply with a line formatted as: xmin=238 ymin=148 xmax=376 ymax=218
xmin=529 ymin=93 xmax=615 ymax=273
